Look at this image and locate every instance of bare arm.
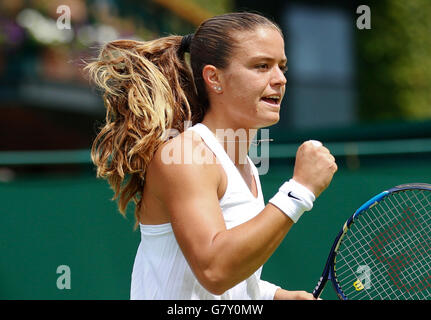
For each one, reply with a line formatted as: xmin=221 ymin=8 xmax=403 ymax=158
xmin=147 ymin=135 xmax=336 ymax=295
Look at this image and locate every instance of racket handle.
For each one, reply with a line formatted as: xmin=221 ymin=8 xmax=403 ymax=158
xmin=312 ymin=276 xmax=325 ymax=299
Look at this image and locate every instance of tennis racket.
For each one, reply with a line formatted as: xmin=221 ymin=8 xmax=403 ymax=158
xmin=312 ymin=183 xmax=431 ymax=300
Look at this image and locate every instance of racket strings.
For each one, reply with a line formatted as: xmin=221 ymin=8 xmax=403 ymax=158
xmin=336 ymin=204 xmax=399 ymax=299
xmin=384 ymin=191 xmax=431 ymax=298
xmin=366 ymin=192 xmax=431 ymax=300
xmin=391 ymin=193 xmax=431 ymax=285
xmin=370 ymin=190 xmax=431 ymax=299
xmin=334 ymin=188 xmax=431 ymax=300
xmin=343 ymin=190 xmax=431 ymax=299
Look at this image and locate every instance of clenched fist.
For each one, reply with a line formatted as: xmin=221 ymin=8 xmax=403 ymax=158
xmin=292 ymin=140 xmax=337 ymax=198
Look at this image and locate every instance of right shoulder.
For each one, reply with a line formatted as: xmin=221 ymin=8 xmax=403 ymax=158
xmin=150 ymin=129 xmax=215 ymax=170
xmin=145 ymin=130 xmax=221 ymax=204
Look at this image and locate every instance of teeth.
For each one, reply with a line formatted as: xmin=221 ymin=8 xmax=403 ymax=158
xmin=266 ymin=95 xmax=280 ymax=100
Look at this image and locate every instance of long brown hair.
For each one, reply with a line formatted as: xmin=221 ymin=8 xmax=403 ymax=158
xmin=86 ymin=12 xmax=281 ymax=223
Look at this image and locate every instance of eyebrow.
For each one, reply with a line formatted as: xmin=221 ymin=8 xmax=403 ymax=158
xmin=249 ymin=55 xmax=287 ymax=64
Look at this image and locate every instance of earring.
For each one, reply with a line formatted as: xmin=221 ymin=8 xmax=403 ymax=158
xmin=214 ymin=86 xmax=222 ymax=91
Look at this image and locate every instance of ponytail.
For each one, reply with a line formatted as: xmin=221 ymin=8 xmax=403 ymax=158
xmin=85 ymin=36 xmax=197 ymax=222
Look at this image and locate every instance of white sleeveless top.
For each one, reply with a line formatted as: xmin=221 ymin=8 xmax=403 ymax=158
xmin=130 ymin=123 xmax=280 ymax=300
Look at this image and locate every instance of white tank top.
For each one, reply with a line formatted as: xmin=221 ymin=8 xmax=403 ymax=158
xmin=130 ymin=123 xmax=279 ymax=299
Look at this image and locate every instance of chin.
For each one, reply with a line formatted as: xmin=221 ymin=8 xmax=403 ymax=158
xmin=251 ymin=118 xmax=279 ymax=129
xmin=262 ymin=114 xmax=280 ymax=127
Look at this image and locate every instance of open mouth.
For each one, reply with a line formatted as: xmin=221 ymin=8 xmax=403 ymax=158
xmin=261 ymin=95 xmax=281 ymax=106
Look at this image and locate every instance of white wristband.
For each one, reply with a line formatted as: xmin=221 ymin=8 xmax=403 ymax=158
xmin=268 ymin=179 xmax=316 ymax=223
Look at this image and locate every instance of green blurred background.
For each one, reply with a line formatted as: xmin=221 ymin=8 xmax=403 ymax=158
xmin=1 ymin=0 xmax=431 ymax=300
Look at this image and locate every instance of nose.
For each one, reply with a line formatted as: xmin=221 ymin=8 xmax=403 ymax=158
xmin=271 ymin=66 xmax=287 ymax=87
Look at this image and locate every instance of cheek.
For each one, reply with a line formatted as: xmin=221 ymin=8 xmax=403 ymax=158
xmin=227 ymin=70 xmax=265 ymax=93
xmin=223 ymin=72 xmax=267 ymax=110
xmin=233 ymin=93 xmax=260 ymax=114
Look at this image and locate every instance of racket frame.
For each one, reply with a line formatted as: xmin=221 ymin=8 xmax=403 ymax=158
xmin=312 ymin=183 xmax=431 ymax=300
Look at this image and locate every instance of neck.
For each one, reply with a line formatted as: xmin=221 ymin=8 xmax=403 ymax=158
xmin=201 ymin=116 xmax=257 ymax=169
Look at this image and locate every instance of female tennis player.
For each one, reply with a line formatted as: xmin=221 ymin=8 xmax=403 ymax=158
xmin=87 ymin=12 xmax=337 ymax=300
